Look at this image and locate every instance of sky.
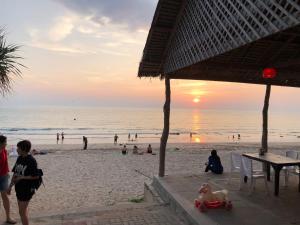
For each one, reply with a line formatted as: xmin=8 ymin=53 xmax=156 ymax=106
xmin=1 ymin=0 xmax=300 ymax=111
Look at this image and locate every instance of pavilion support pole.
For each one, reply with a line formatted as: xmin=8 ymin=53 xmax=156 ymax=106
xmin=261 ymin=84 xmax=271 ymax=154
xmin=159 ymin=76 xmax=171 ymax=177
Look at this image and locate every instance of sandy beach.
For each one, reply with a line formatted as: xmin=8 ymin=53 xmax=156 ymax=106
xmin=3 ymin=142 xmax=300 ymax=219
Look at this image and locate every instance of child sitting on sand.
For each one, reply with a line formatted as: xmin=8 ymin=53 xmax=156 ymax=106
xmin=133 ymin=145 xmax=138 ymax=154
xmin=147 ymin=144 xmax=152 ymax=154
xmin=122 ymin=145 xmax=127 ymax=155
xmin=205 ymin=149 xmax=223 ymax=174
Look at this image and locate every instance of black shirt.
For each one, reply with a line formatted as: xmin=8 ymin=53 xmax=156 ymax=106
xmin=12 ymin=155 xmax=38 ymax=190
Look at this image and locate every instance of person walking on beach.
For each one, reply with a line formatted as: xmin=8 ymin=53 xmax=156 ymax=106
xmin=61 ymin=132 xmax=64 ymax=142
xmin=83 ymin=136 xmax=88 ymax=150
xmin=7 ymin=140 xmax=40 ymax=225
xmin=135 ymin=133 xmax=138 ymax=140
xmin=128 ymin=133 xmax=130 ymax=141
xmin=204 ymin=149 xmax=223 ymax=174
xmin=0 ymin=135 xmax=16 ymax=224
xmin=56 ymin=133 xmax=59 ymax=143
xmin=114 ymin=134 xmax=118 ymax=144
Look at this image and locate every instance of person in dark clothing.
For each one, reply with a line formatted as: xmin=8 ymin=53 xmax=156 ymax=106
xmin=7 ymin=140 xmax=40 ymax=225
xmin=122 ymin=145 xmax=127 ymax=155
xmin=114 ymin=134 xmax=118 ymax=144
xmin=205 ymin=149 xmax=223 ymax=174
xmin=83 ymin=136 xmax=88 ymax=150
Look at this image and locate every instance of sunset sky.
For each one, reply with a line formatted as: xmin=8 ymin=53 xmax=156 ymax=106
xmin=1 ymin=0 xmax=300 ymax=111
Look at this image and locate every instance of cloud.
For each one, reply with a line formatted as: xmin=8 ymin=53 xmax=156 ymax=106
xmin=54 ymin=0 xmax=157 ymax=31
xmin=48 ymin=16 xmax=76 ymax=41
xmin=26 ymin=2 xmax=151 ymax=56
xmin=28 ymin=41 xmax=95 ymax=54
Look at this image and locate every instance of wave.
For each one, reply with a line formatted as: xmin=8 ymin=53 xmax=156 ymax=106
xmin=0 ymin=127 xmax=97 ymax=132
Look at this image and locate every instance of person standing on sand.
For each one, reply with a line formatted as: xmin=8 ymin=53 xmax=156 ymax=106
xmin=56 ymin=133 xmax=59 ymax=143
xmin=83 ymin=136 xmax=88 ymax=150
xmin=128 ymin=133 xmax=130 ymax=141
xmin=0 ymin=135 xmax=16 ymax=224
xmin=8 ymin=140 xmax=40 ymax=225
xmin=114 ymin=134 xmax=118 ymax=144
xmin=61 ymin=132 xmax=64 ymax=142
xmin=135 ymin=133 xmax=138 ymax=139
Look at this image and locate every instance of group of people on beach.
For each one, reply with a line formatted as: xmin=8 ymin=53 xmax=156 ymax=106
xmin=56 ymin=132 xmax=64 ymax=143
xmin=230 ymin=133 xmax=241 ymax=140
xmin=121 ymin=144 xmax=154 ymax=155
xmin=0 ymin=135 xmax=41 ymax=225
xmin=114 ymin=133 xmax=139 ymax=145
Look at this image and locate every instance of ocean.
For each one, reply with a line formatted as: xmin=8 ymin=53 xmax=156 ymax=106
xmin=0 ymin=106 xmax=299 ymax=145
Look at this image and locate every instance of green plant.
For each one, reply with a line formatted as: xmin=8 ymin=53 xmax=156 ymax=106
xmin=129 ymin=196 xmax=144 ymax=203
xmin=0 ymin=28 xmax=24 ymax=95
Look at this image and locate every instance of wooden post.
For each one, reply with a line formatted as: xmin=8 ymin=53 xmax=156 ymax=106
xmin=261 ymin=84 xmax=271 ymax=153
xmin=159 ymin=77 xmax=171 ymax=177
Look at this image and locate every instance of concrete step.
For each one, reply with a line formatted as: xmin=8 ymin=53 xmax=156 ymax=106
xmin=29 ymin=203 xmax=185 ymax=225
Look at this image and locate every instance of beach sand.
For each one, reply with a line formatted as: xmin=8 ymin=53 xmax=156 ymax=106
xmin=4 ymin=142 xmax=300 ymax=218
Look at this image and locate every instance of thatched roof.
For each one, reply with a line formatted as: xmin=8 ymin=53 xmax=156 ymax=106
xmin=138 ymin=0 xmax=300 ymax=87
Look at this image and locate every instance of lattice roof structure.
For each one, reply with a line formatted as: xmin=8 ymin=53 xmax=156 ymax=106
xmin=138 ymin=0 xmax=300 ymax=87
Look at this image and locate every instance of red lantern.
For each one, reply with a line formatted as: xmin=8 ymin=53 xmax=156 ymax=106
xmin=262 ymin=68 xmax=277 ymax=79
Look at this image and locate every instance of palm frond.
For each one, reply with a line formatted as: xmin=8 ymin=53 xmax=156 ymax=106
xmin=0 ymin=28 xmax=24 ymax=96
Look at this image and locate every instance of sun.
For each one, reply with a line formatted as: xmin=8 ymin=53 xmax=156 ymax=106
xmin=193 ymin=98 xmax=200 ymax=103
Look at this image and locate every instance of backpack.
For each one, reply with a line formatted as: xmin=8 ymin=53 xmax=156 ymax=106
xmin=33 ymin=168 xmax=44 ymax=190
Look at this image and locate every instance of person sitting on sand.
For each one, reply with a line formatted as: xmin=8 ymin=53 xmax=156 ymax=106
xmin=147 ymin=144 xmax=152 ymax=154
xmin=122 ymin=145 xmax=127 ymax=155
xmin=133 ymin=145 xmax=138 ymax=154
xmin=31 ymin=149 xmax=39 ymax=155
xmin=31 ymin=149 xmax=47 ymax=155
xmin=205 ymin=149 xmax=223 ymax=174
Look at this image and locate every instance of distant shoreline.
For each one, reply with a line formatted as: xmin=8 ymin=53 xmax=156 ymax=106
xmin=7 ymin=141 xmax=300 ymax=153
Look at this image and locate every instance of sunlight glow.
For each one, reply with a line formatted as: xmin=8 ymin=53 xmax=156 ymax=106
xmin=193 ymin=98 xmax=200 ymax=103
xmin=189 ymin=90 xmax=207 ymax=96
xmin=195 ymin=137 xmax=201 ymax=143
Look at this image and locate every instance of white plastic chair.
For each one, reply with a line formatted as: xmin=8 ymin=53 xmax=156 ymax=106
xmin=228 ymin=152 xmax=242 ymax=187
xmin=241 ymin=156 xmax=269 ymax=194
xmin=283 ymin=150 xmax=299 ymax=186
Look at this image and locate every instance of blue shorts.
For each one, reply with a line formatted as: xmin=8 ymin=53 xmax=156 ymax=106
xmin=0 ymin=175 xmax=9 ymax=192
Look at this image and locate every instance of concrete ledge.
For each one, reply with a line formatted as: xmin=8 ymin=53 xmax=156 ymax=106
xmin=152 ymin=175 xmax=219 ymax=225
xmin=152 ymin=174 xmax=289 ymax=225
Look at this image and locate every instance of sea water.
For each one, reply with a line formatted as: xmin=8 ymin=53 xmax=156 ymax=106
xmin=0 ymin=106 xmax=299 ymax=145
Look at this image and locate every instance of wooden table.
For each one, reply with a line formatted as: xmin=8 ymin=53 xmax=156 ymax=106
xmin=242 ymin=152 xmax=300 ymax=196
